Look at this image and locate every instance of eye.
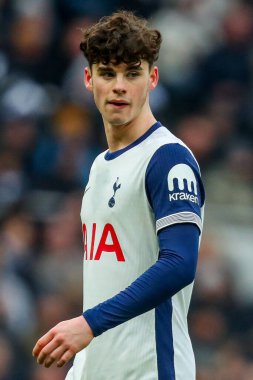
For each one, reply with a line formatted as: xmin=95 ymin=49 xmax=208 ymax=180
xmin=127 ymin=71 xmax=140 ymax=78
xmin=101 ymin=71 xmax=115 ymax=78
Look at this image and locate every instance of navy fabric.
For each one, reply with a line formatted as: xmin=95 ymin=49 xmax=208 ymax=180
xmin=155 ymin=299 xmax=175 ymax=380
xmin=83 ymin=223 xmax=199 ymax=338
xmin=145 ymin=143 xmax=205 ymax=224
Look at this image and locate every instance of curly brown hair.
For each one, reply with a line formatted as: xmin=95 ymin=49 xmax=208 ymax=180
xmin=80 ymin=11 xmax=162 ymax=68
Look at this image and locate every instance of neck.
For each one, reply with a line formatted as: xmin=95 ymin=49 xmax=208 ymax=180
xmin=104 ymin=111 xmax=157 ymax=153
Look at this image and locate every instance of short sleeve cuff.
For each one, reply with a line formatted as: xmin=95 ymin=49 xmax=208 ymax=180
xmin=156 ymin=211 xmax=202 ymax=234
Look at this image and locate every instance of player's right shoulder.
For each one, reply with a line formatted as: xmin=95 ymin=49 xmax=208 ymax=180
xmin=90 ymin=150 xmax=107 ymax=170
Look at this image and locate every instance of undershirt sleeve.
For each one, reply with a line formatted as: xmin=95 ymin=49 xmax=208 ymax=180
xmin=83 ymin=223 xmax=199 ymax=337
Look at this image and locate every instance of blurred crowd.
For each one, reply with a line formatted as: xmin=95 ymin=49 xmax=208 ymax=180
xmin=0 ymin=0 xmax=252 ymax=379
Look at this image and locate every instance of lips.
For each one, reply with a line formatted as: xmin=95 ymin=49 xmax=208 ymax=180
xmin=107 ymin=99 xmax=129 ymax=106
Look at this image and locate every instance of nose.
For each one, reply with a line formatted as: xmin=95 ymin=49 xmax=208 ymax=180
xmin=112 ymin=75 xmax=126 ymax=94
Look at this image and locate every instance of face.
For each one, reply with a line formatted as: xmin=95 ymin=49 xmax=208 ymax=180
xmin=84 ymin=60 xmax=158 ymax=127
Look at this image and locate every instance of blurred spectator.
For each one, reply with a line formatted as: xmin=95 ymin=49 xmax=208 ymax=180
xmin=0 ymin=333 xmax=14 ymax=380
xmin=33 ymin=193 xmax=83 ymax=302
xmin=31 ymin=102 xmax=99 ymax=190
xmin=5 ymin=4 xmax=60 ymax=84
xmin=0 ymin=149 xmax=26 ymax=217
xmin=175 ymin=115 xmax=219 ymax=168
xmin=152 ymin=0 xmax=234 ymax=87
xmin=194 ymin=234 xmax=235 ymax=305
xmin=204 ymin=142 xmax=253 ymax=205
xmin=0 ymin=212 xmax=37 ymax=337
xmin=196 ymin=2 xmax=253 ymax=107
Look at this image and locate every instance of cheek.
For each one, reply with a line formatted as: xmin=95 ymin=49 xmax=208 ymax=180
xmin=135 ymin=84 xmax=149 ymax=104
xmin=93 ymin=88 xmax=104 ymax=109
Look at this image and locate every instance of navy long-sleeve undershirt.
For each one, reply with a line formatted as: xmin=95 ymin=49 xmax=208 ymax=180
xmin=83 ymin=223 xmax=199 ymax=337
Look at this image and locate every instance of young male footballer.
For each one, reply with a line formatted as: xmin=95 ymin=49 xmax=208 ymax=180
xmin=33 ymin=10 xmax=205 ymax=380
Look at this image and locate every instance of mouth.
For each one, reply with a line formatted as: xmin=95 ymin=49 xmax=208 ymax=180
xmin=107 ymin=99 xmax=129 ymax=108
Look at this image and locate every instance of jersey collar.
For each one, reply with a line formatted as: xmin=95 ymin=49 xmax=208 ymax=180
xmin=104 ymin=121 xmax=162 ymax=161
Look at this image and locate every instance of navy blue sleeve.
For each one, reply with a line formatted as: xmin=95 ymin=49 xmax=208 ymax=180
xmin=145 ymin=143 xmax=205 ymax=233
xmin=83 ymin=223 xmax=199 ymax=337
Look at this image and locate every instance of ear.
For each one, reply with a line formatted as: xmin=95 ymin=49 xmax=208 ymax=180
xmin=84 ymin=67 xmax=93 ymax=92
xmin=149 ymin=66 xmax=159 ymax=91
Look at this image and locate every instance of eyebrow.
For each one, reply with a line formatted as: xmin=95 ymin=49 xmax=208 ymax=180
xmin=96 ymin=67 xmax=113 ymax=74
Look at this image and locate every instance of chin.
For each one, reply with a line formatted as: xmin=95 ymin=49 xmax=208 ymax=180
xmin=110 ymin=119 xmax=128 ymax=127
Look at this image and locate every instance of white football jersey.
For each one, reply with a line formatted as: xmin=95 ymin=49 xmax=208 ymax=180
xmin=66 ymin=123 xmax=204 ymax=380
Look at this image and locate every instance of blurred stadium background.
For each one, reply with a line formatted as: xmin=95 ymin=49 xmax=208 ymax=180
xmin=0 ymin=0 xmax=252 ymax=379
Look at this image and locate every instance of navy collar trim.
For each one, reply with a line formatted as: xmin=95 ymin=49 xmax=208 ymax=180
xmin=104 ymin=121 xmax=162 ymax=161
